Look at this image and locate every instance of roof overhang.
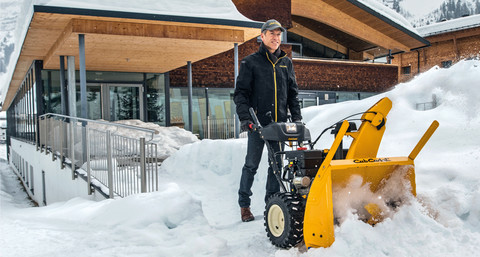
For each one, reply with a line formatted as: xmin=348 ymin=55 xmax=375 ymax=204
xmin=290 ymin=0 xmax=430 ymax=58
xmin=4 ymin=5 xmax=262 ymax=110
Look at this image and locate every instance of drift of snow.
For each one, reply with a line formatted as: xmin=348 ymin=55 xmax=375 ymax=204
xmin=1 ymin=60 xmax=480 ymax=256
xmin=89 ymin=119 xmax=199 ymax=160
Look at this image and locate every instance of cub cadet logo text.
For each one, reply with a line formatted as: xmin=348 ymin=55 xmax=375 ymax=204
xmin=353 ymin=158 xmax=391 ymax=163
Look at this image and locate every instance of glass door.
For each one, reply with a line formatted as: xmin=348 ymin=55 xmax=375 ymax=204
xmin=108 ymin=85 xmax=142 ymax=121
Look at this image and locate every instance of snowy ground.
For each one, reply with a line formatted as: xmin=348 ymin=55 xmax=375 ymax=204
xmin=1 ymin=60 xmax=480 ymax=256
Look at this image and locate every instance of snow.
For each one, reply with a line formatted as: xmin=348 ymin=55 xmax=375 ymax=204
xmin=417 ymin=13 xmax=480 ymax=37
xmin=93 ymin=119 xmax=199 ymax=160
xmin=34 ymin=0 xmax=252 ymax=21
xmin=359 ymin=0 xmax=421 ymax=36
xmin=2 ymin=59 xmax=480 ymax=256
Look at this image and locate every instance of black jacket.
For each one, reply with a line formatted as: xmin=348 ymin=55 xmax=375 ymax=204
xmin=234 ymin=44 xmax=302 ymax=126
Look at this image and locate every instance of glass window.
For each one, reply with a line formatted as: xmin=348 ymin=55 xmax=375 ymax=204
xmin=41 ymin=70 xmax=62 ymax=114
xmin=146 ymin=74 xmax=166 ymax=126
xmin=109 ymin=85 xmax=140 ymax=121
xmin=86 ymin=71 xmax=143 ymax=83
xmin=402 ymin=66 xmax=411 ymax=75
xmin=441 ymin=60 xmax=452 ymax=68
xmin=169 ymin=87 xmax=235 ymax=138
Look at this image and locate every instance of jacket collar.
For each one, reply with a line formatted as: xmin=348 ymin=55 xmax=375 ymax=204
xmin=258 ymin=42 xmax=287 ymax=63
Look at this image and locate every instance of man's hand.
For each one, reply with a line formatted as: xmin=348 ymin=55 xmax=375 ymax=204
xmin=241 ymin=120 xmax=254 ymax=132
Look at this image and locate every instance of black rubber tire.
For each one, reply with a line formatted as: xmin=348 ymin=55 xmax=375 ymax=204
xmin=264 ymin=192 xmax=305 ymax=248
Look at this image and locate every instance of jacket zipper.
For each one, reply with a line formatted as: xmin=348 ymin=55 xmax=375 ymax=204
xmin=266 ymin=52 xmax=286 ymax=122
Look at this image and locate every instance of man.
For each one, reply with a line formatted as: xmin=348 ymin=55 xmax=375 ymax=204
xmin=234 ymin=19 xmax=302 ymax=222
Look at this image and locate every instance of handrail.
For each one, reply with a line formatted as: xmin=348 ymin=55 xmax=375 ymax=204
xmin=36 ymin=113 xmax=161 ymax=198
xmin=39 ymin=113 xmax=159 ymax=140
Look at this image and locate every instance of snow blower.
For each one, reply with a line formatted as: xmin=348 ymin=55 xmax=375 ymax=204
xmin=248 ymin=97 xmax=439 ymax=249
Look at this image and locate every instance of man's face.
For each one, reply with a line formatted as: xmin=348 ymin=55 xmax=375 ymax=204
xmin=261 ymin=28 xmax=282 ymax=53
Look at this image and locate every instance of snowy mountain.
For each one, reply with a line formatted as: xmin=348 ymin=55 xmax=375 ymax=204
xmin=413 ymin=0 xmax=480 ymax=26
xmin=377 ymin=0 xmax=480 ymax=27
xmin=0 ymin=0 xmax=21 ymax=74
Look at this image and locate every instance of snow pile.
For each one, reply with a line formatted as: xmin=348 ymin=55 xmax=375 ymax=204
xmin=1 ymin=60 xmax=480 ymax=256
xmin=114 ymin=119 xmax=199 ymax=159
xmin=88 ymin=119 xmax=199 ymax=159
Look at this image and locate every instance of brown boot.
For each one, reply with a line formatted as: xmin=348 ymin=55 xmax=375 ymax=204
xmin=241 ymin=207 xmax=255 ymax=222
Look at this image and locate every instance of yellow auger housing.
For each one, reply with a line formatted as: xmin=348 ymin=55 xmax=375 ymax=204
xmin=303 ymin=97 xmax=439 ymax=248
xmin=252 ymin=97 xmax=439 ymax=250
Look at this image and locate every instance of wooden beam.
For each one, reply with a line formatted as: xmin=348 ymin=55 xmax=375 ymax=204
xmin=453 ymin=35 xmax=460 ymax=60
xmin=290 ymin=21 xmax=348 ymax=54
xmin=44 ymin=20 xmax=74 ymax=69
xmin=71 ymin=19 xmax=245 ymax=42
xmin=291 ymin=0 xmax=410 ymax=51
xmin=349 ymin=49 xmax=374 ymax=61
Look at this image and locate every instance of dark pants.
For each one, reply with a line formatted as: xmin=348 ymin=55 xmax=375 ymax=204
xmin=238 ymin=130 xmax=283 ymax=208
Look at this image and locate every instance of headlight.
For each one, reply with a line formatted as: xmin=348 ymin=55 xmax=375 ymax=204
xmin=285 ymin=123 xmax=297 ymax=133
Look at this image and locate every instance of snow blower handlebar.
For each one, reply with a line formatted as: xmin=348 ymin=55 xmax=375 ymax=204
xmin=249 ymin=107 xmax=262 ymax=131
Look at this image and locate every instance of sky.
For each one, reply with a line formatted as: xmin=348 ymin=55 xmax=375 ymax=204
xmin=401 ymin=0 xmax=449 ymax=17
xmin=1 ymin=59 xmax=480 ymax=256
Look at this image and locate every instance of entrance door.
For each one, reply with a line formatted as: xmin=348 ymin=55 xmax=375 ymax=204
xmin=86 ymin=83 xmax=143 ymax=121
xmin=108 ymin=85 xmax=142 ymax=121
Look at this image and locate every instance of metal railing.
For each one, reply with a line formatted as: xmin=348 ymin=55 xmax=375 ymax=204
xmin=38 ymin=113 xmax=160 ymax=198
xmin=202 ymin=116 xmax=238 ymax=139
xmin=416 ymin=94 xmax=438 ymax=111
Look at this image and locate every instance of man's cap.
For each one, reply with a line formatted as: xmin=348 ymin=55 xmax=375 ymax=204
xmin=261 ymin=19 xmax=285 ymax=33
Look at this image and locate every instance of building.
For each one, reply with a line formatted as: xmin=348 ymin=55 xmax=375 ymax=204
xmin=394 ymin=14 xmax=480 ymax=82
xmin=1 ymin=0 xmax=430 ymax=205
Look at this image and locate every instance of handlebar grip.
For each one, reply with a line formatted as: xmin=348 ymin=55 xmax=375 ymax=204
xmin=248 ymin=107 xmax=262 ymax=128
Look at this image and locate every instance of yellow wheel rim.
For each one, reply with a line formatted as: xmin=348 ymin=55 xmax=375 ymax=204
xmin=268 ymin=204 xmax=285 ymax=237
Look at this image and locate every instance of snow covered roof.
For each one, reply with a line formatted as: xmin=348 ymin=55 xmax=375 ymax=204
xmin=34 ymin=0 xmax=255 ymax=23
xmin=417 ymin=14 xmax=480 ymax=37
xmin=358 ymin=0 xmax=422 ymax=38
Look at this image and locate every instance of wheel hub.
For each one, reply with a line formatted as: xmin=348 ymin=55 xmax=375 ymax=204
xmin=268 ymin=204 xmax=285 ymax=237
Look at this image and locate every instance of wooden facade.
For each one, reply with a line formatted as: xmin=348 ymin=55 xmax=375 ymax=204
xmin=394 ymin=22 xmax=480 ymax=82
xmin=170 ymin=38 xmax=399 ymax=93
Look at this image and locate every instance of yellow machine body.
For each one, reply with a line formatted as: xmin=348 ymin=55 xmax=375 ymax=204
xmin=303 ymin=97 xmax=439 ymax=248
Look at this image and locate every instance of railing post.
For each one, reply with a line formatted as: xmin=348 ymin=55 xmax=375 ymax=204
xmin=70 ymin=120 xmax=76 ymax=179
xmin=153 ymin=144 xmax=158 ymax=191
xmin=59 ymin=120 xmax=64 ymax=168
xmin=52 ymin=119 xmax=56 ymax=161
xmin=140 ymin=137 xmax=146 ymax=193
xmin=39 ymin=117 xmax=43 ymax=152
xmin=86 ymin=127 xmax=92 ymax=195
xmin=207 ymin=116 xmax=211 ymax=139
xmin=107 ymin=130 xmax=114 ymax=198
xmin=45 ymin=117 xmax=49 ymax=155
